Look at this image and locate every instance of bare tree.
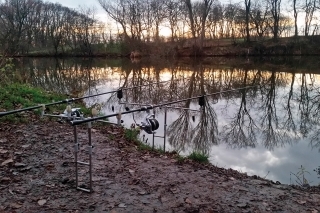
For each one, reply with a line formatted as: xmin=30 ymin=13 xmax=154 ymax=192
xmin=250 ymin=1 xmax=270 ymax=38
xmin=223 ymin=3 xmax=241 ymax=39
xmin=207 ymin=2 xmax=223 ymax=38
xmin=0 ymin=0 xmax=32 ymax=54
xmin=245 ymin=0 xmax=251 ymax=42
xmin=303 ymin=0 xmax=316 ymax=36
xmin=97 ymin=0 xmax=131 ymax=41
xmin=293 ymin=0 xmax=299 ymax=37
xmin=164 ymin=0 xmax=183 ymax=41
xmin=184 ymin=0 xmax=196 ymax=38
xmin=199 ymin=0 xmax=214 ymax=49
xmin=268 ymin=0 xmax=282 ymax=40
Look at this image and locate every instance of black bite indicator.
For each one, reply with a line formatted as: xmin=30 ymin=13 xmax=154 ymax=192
xmin=111 ymin=106 xmax=114 ymax=112
xmin=198 ymin=96 xmax=205 ymax=107
xmin=117 ymin=89 xmax=123 ymax=99
xmin=192 ymin=115 xmax=195 ymax=122
xmin=125 ymin=107 xmax=130 ymax=111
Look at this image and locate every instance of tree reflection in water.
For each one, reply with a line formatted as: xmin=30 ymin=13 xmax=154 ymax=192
xmin=283 ymin=73 xmax=297 ymax=133
xmin=13 ymin=57 xmax=320 ymax=156
xmin=190 ymin=96 xmax=218 ymax=155
xmin=259 ymin=71 xmax=290 ymax=150
xmin=191 ymin=66 xmax=218 ymax=155
xmin=167 ymin=72 xmax=196 ymax=152
xmin=222 ymin=70 xmax=257 ymax=149
xmin=167 ymin=66 xmax=219 ymax=154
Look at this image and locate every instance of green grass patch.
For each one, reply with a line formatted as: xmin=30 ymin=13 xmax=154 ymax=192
xmin=124 ymin=128 xmax=140 ymax=142
xmin=175 ymin=154 xmax=186 ymax=163
xmin=124 ymin=128 xmax=165 ymax=153
xmin=0 ymin=83 xmax=89 ymax=122
xmin=187 ymin=151 xmax=209 ymax=163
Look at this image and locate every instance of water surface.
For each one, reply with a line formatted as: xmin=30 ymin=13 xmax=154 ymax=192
xmin=13 ymin=57 xmax=320 ymax=185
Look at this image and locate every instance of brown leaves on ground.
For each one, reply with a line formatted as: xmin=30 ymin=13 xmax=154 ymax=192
xmin=0 ymin=120 xmax=320 ymax=213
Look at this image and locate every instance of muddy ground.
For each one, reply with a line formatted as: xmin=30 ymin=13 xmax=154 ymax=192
xmin=0 ymin=118 xmax=320 ymax=213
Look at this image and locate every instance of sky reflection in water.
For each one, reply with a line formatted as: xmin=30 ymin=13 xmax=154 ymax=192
xmin=84 ymin=68 xmax=320 ymax=186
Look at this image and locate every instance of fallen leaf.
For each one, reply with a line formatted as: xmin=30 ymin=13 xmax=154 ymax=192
xmin=20 ymin=166 xmax=32 ymax=172
xmin=118 ymin=203 xmax=126 ymax=208
xmin=238 ymin=186 xmax=249 ymax=192
xmin=14 ymin=163 xmax=26 ymax=168
xmin=1 ymin=158 xmax=13 ymax=166
xmin=170 ymin=187 xmax=180 ymax=194
xmin=21 ymin=144 xmax=31 ymax=148
xmin=185 ymin=198 xmax=192 ymax=204
xmin=38 ymin=199 xmax=47 ymax=206
xmin=296 ymin=200 xmax=306 ymax=205
xmin=128 ymin=169 xmax=135 ymax=176
xmin=0 ymin=177 xmax=11 ymax=182
xmin=0 ymin=149 xmax=8 ymax=154
xmin=0 ymin=139 xmax=7 ymax=143
xmin=237 ymin=202 xmax=248 ymax=208
xmin=161 ymin=196 xmax=169 ymax=203
xmin=10 ymin=203 xmax=22 ymax=209
xmin=138 ymin=191 xmax=146 ymax=195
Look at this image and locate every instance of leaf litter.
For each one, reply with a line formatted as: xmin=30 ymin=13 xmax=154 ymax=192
xmin=0 ymin=119 xmax=319 ymax=212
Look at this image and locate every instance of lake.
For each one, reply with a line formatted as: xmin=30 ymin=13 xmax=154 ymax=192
xmin=13 ymin=56 xmax=320 ymax=185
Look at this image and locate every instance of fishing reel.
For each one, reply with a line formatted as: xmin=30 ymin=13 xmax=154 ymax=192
xmin=61 ymin=105 xmax=83 ymax=121
xmin=127 ymin=106 xmax=159 ymax=134
xmin=139 ymin=113 xmax=159 ymax=134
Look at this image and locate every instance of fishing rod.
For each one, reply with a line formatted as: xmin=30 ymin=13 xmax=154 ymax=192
xmin=0 ymin=79 xmax=176 ymax=117
xmin=70 ymin=85 xmax=257 ymax=127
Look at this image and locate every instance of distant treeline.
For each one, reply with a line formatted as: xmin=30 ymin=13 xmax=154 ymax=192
xmin=1 ymin=0 xmax=320 ymax=57
xmin=0 ymin=0 xmax=103 ymax=56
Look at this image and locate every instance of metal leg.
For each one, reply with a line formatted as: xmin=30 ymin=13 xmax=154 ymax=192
xmin=164 ymin=106 xmax=167 ymax=152
xmin=73 ymin=126 xmax=79 ymax=189
xmin=74 ymin=122 xmax=93 ymax=193
xmin=88 ymin=121 xmax=93 ymax=192
xmin=152 ymin=133 xmax=155 ymax=150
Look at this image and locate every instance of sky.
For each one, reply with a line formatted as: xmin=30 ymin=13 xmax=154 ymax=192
xmin=46 ymin=0 xmax=109 ymax=22
xmin=46 ymin=0 xmax=235 ymax=23
xmin=46 ymin=0 xmax=308 ymax=36
xmin=47 ymin=0 xmax=102 ymax=11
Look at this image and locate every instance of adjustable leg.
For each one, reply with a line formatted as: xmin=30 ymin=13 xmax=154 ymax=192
xmin=88 ymin=121 xmax=93 ymax=192
xmin=73 ymin=122 xmax=93 ymax=193
xmin=74 ymin=126 xmax=79 ymax=189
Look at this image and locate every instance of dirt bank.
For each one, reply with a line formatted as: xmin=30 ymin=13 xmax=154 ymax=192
xmin=0 ymin=118 xmax=319 ymax=213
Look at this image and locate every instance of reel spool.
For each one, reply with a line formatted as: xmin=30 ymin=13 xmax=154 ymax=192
xmin=140 ymin=114 xmax=159 ymax=134
xmin=128 ymin=106 xmax=159 ymax=134
xmin=63 ymin=105 xmax=82 ymax=119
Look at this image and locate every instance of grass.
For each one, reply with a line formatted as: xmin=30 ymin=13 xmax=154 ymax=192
xmin=124 ymin=128 xmax=140 ymax=142
xmin=187 ymin=151 xmax=209 ymax=163
xmin=124 ymin=128 xmax=165 ymax=153
xmin=124 ymin=129 xmax=209 ymax=162
xmin=174 ymin=151 xmax=209 ymax=163
xmin=290 ymin=165 xmax=312 ymax=186
xmin=0 ymin=83 xmax=89 ymax=122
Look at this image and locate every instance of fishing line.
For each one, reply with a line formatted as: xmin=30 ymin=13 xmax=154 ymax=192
xmin=70 ymin=85 xmax=258 ymax=127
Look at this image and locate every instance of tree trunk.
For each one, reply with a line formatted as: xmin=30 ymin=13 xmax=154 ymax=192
xmin=245 ymin=0 xmax=251 ymax=42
